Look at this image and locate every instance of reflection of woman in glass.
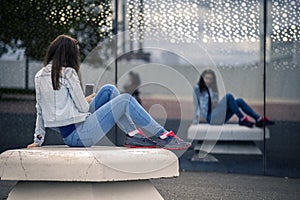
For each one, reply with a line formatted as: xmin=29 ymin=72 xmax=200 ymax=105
xmin=27 ymin=35 xmax=191 ymax=150
xmin=193 ymin=69 xmax=274 ymax=128
xmin=123 ymin=71 xmax=142 ymax=105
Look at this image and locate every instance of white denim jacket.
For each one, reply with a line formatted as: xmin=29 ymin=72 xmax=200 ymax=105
xmin=33 ymin=64 xmax=90 ymax=146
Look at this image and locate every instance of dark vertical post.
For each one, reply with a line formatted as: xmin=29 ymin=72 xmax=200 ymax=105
xmin=114 ymin=0 xmax=119 ymax=145
xmin=261 ymin=0 xmax=268 ymax=176
xmin=138 ymin=0 xmax=144 ymax=50
xmin=114 ymin=0 xmax=118 ymax=87
xmin=122 ymin=1 xmax=126 ymax=53
xmin=129 ymin=0 xmax=134 ymax=52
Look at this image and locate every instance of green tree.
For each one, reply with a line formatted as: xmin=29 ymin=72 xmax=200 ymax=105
xmin=0 ymin=0 xmax=113 ymax=61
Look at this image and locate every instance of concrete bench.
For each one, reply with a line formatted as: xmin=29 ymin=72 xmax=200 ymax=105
xmin=187 ymin=124 xmax=270 ymax=162
xmin=0 ymin=146 xmax=178 ymax=200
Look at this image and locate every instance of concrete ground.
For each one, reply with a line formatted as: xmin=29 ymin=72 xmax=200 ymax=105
xmin=1 ymin=171 xmax=299 ymax=200
xmin=151 ymin=171 xmax=300 ymax=200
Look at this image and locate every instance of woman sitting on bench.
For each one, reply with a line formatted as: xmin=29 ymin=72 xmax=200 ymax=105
xmin=27 ymin=34 xmax=191 ymax=150
xmin=193 ymin=69 xmax=274 ymax=128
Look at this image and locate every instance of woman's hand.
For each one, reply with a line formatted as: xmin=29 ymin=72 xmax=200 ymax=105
xmin=27 ymin=143 xmax=39 ymax=148
xmin=85 ymin=93 xmax=96 ymax=103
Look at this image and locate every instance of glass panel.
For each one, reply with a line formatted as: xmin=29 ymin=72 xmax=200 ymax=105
xmin=119 ymin=0 xmax=264 ymax=170
xmin=266 ymin=0 xmax=300 ymax=177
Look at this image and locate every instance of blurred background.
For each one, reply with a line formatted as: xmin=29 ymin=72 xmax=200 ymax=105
xmin=0 ymin=0 xmax=299 ymax=177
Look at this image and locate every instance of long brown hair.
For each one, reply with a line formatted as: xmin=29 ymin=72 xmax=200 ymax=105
xmin=198 ymin=69 xmax=218 ymax=93
xmin=44 ymin=35 xmax=80 ymax=90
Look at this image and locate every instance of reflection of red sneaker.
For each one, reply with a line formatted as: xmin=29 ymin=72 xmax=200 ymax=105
xmin=256 ymin=117 xmax=275 ymax=127
xmin=238 ymin=116 xmax=254 ymax=128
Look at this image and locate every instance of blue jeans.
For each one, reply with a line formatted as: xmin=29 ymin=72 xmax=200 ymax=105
xmin=208 ymin=93 xmax=260 ymax=125
xmin=63 ymin=84 xmax=166 ymax=147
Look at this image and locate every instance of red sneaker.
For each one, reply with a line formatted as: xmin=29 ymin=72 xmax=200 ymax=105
xmin=239 ymin=116 xmax=254 ymax=128
xmin=256 ymin=117 xmax=275 ymax=127
xmin=124 ymin=129 xmax=157 ymax=148
xmin=155 ymin=131 xmax=192 ymax=150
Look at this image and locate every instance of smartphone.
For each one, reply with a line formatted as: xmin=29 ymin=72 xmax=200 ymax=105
xmin=85 ymin=83 xmax=95 ymax=97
